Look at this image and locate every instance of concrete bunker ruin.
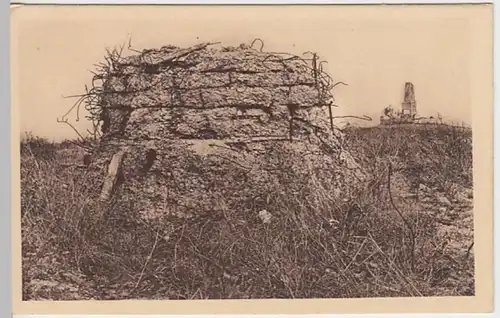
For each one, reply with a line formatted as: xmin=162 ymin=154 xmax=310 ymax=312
xmin=77 ymin=40 xmax=363 ymax=220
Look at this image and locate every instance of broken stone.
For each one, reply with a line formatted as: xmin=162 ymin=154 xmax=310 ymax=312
xmin=437 ymin=195 xmax=452 ymax=207
xmin=465 ymin=189 xmax=473 ymax=199
xmin=458 ymin=191 xmax=473 ymax=204
xmin=420 ymin=196 xmax=432 ymax=203
xmin=418 ymin=183 xmax=431 ymax=192
xmin=258 ymin=209 xmax=272 ymax=224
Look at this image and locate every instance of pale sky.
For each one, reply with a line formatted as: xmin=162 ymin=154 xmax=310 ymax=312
xmin=11 ymin=5 xmax=478 ymax=141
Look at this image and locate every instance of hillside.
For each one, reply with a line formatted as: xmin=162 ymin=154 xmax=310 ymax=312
xmin=20 ymin=123 xmax=474 ymax=300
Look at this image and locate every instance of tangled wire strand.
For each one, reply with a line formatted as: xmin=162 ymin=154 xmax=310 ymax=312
xmin=59 ymin=38 xmax=354 ymax=147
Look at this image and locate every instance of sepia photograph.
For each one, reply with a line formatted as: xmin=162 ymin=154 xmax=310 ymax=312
xmin=10 ymin=3 xmax=494 ymax=315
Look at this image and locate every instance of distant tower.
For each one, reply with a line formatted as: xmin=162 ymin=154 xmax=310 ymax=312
xmin=401 ymin=82 xmax=417 ymax=117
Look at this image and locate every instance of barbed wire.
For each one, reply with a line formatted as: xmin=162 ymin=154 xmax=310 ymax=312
xmin=59 ymin=38 xmax=352 ymax=148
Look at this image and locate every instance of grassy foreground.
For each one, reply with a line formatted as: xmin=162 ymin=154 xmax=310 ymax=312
xmin=20 ymin=124 xmax=474 ymax=300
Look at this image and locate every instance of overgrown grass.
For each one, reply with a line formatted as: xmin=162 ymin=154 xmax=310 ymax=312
xmin=20 ymin=124 xmax=474 ymax=300
xmin=343 ymin=124 xmax=472 ymax=191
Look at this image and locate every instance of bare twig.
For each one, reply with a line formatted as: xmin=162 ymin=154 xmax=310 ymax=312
xmin=387 ymin=161 xmax=416 ymax=273
xmin=250 ymin=38 xmax=265 ymax=52
xmin=332 ymin=81 xmax=349 ymax=88
xmin=127 ymin=36 xmax=143 ymax=53
xmin=132 ymin=230 xmax=160 ymax=292
xmin=148 ymin=42 xmax=220 ymax=65
xmin=466 ymin=242 xmax=474 ymax=258
xmin=332 ymin=115 xmax=372 ymax=122
xmin=342 ymin=236 xmax=368 ymax=273
xmin=368 ymin=233 xmax=422 ymax=296
xmin=328 ymin=102 xmax=334 ymax=132
xmin=56 ymin=118 xmax=93 ymax=148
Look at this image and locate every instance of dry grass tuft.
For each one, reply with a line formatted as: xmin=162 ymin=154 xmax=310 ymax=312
xmin=21 ymin=124 xmax=474 ymax=300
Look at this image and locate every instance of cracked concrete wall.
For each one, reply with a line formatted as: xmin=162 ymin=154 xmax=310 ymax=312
xmin=97 ymin=43 xmax=334 ymax=142
xmin=103 ymin=106 xmax=331 ymax=141
xmin=88 ymin=42 xmax=364 ymax=220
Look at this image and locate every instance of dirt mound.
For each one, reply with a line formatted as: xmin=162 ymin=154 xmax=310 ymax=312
xmin=79 ymin=41 xmax=363 ymax=220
